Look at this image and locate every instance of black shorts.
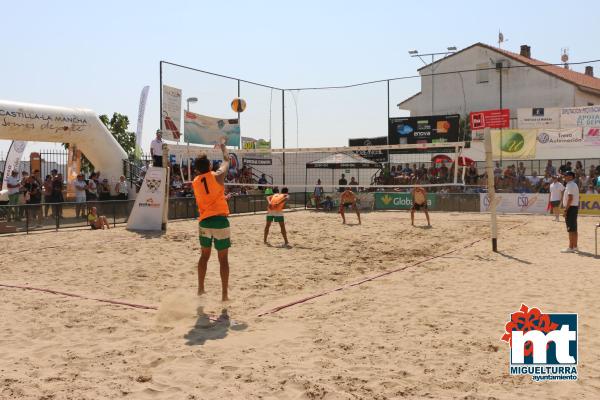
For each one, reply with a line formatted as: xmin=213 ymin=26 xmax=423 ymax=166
xmin=550 ymin=200 xmax=560 ymax=208
xmin=565 ymin=206 xmax=578 ymax=232
xmin=412 ymin=203 xmax=427 ymax=211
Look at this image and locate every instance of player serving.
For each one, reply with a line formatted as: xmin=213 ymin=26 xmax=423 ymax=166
xmin=264 ymin=187 xmax=290 ymax=246
xmin=339 ymin=187 xmax=361 ymax=225
xmin=411 ymin=185 xmax=431 ymax=227
xmin=192 ymin=143 xmax=231 ymax=301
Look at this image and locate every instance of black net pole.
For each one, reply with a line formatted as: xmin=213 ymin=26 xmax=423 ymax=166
xmin=282 ymin=90 xmax=286 ymax=185
xmin=159 ymin=61 xmax=163 ymax=130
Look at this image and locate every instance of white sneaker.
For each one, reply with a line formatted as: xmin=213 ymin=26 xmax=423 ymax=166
xmin=572 ymin=247 xmax=579 ymax=253
xmin=561 ymin=248 xmax=575 ymax=253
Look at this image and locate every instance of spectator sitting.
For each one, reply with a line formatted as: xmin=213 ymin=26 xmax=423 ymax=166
xmin=528 ymin=171 xmax=541 ymax=190
xmin=402 ymin=163 xmax=412 ymax=175
xmin=320 ymin=195 xmax=334 ymax=211
xmin=258 ymin=173 xmax=268 ymax=190
xmin=586 ymin=184 xmax=597 ymax=194
xmin=87 ymin=206 xmax=110 ymax=230
xmin=466 ymin=165 xmax=478 ymax=184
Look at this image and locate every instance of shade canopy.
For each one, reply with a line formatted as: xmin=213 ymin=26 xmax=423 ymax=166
xmin=306 ymin=152 xmax=382 ymax=169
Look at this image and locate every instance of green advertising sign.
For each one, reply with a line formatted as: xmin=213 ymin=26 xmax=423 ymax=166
xmin=374 ymin=192 xmax=436 ymax=210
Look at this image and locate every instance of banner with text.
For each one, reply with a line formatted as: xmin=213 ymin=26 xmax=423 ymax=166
xmin=127 ymin=167 xmax=167 ymax=231
xmin=388 ymin=114 xmax=460 ymax=153
xmin=374 ymin=192 xmax=436 ymax=210
xmin=161 ymin=85 xmax=182 ymax=141
xmin=1 ymin=140 xmax=27 ymax=191
xmin=580 ymin=194 xmax=600 ymax=215
xmin=242 ymin=136 xmax=271 ymax=150
xmin=470 ymin=109 xmax=510 ymax=131
xmin=517 ymin=107 xmax=560 ymax=129
xmin=491 ymin=129 xmax=537 ymax=159
xmin=583 ymin=127 xmax=600 ymax=145
xmin=480 ymin=193 xmax=547 ymax=214
xmin=560 ymin=105 xmax=600 ymax=128
xmin=184 ymin=111 xmax=240 ymax=147
xmin=535 ymin=128 xmax=583 ymax=148
xmin=348 ymin=136 xmax=389 ymax=162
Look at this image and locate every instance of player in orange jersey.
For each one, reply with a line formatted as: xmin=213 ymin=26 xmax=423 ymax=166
xmin=264 ymin=187 xmax=290 ymax=246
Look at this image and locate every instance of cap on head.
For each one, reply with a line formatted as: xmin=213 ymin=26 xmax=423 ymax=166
xmin=565 ymin=171 xmax=575 ymax=178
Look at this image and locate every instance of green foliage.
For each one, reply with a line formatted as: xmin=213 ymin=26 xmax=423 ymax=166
xmin=99 ymin=113 xmax=136 ymax=158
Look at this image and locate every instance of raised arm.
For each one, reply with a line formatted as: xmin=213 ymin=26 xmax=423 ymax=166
xmin=213 ymin=143 xmax=230 ymax=185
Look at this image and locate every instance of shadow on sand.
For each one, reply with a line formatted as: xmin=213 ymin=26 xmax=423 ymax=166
xmin=497 ymin=251 xmax=532 ymax=265
xmin=184 ymin=307 xmax=248 ymax=346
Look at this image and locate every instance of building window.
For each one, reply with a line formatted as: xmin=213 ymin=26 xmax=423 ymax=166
xmin=476 ymin=63 xmax=489 ymax=84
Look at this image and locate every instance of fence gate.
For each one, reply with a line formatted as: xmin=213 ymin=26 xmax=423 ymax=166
xmin=40 ymin=150 xmax=68 ymax=179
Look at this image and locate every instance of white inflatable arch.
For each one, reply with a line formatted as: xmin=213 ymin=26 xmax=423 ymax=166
xmin=0 ymin=100 xmax=128 ymax=185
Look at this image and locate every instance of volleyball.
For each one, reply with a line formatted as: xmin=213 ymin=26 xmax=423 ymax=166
xmin=231 ymin=98 xmax=247 ymax=113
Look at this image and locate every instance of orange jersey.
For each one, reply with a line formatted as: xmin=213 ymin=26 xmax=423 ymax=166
xmin=268 ymin=194 xmax=287 ymax=212
xmin=192 ymin=172 xmax=229 ymax=221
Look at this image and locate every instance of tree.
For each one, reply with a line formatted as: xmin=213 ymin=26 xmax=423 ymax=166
xmin=99 ymin=112 xmax=136 ymax=159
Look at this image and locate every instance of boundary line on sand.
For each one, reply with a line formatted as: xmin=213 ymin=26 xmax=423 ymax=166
xmin=256 ymin=222 xmax=527 ymax=317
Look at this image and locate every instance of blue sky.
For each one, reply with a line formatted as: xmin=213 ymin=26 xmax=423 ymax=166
xmin=2 ymin=0 xmax=600 ymax=155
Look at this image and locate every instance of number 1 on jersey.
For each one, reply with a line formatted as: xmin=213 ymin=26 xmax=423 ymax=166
xmin=201 ymin=177 xmax=210 ymax=194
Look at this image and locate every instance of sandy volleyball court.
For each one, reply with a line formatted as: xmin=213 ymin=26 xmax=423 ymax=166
xmin=1 ymin=210 xmax=599 ymax=399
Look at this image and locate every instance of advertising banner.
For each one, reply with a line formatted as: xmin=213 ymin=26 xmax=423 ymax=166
xmin=127 ymin=167 xmax=167 ymax=231
xmin=517 ymin=108 xmax=560 ymax=129
xmin=1 ymin=140 xmax=27 ymax=191
xmin=161 ymin=85 xmax=182 ymax=141
xmin=242 ymin=136 xmax=271 ymax=150
xmin=480 ymin=193 xmax=547 ymax=214
xmin=374 ymin=192 xmax=436 ymax=210
xmin=535 ymin=128 xmax=583 ymax=147
xmin=560 ymin=105 xmax=600 ymax=128
xmin=582 ymin=127 xmax=600 ymax=145
xmin=579 ymin=194 xmax=600 ymax=215
xmin=242 ymin=157 xmax=272 ymax=166
xmin=135 ymin=85 xmax=150 ymax=156
xmin=491 ymin=129 xmax=537 ymax=159
xmin=184 ymin=111 xmax=240 ymax=147
xmin=348 ymin=136 xmax=389 ymax=162
xmin=388 ymin=114 xmax=460 ymax=151
xmin=470 ymin=109 xmax=510 ymax=130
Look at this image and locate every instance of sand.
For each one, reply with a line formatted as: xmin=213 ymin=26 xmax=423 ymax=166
xmin=1 ymin=210 xmax=600 ymax=399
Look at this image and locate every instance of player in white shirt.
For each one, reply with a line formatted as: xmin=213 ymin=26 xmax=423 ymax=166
xmin=561 ymin=172 xmax=580 ymax=253
xmin=548 ymin=176 xmax=564 ymax=221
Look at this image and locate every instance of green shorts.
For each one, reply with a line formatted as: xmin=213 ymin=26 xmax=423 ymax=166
xmin=266 ymin=215 xmax=284 ymax=223
xmin=199 ymin=216 xmax=231 ymax=250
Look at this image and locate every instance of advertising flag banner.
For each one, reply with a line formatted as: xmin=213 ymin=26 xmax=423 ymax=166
xmin=470 ymin=109 xmax=510 ymax=131
xmin=491 ymin=129 xmax=537 ymax=159
xmin=135 ymin=86 xmax=150 ymax=157
xmin=517 ymin=108 xmax=560 ymax=129
xmin=184 ymin=111 xmax=240 ymax=146
xmin=127 ymin=167 xmax=167 ymax=231
xmin=1 ymin=140 xmax=27 ymax=191
xmin=560 ymin=105 xmax=600 ymax=128
xmin=161 ymin=85 xmax=182 ymax=141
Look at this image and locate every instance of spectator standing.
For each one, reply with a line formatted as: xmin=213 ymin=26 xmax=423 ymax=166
xmin=545 ymin=160 xmax=556 ymax=177
xmin=87 ymin=173 xmax=98 ymax=201
xmin=561 ymin=172 xmax=579 ymax=253
xmin=6 ymin=170 xmax=21 ymax=221
xmin=74 ymin=174 xmax=88 ymax=218
xmin=549 ymin=175 xmax=565 ymax=221
xmin=349 ymin=177 xmax=359 ymax=191
xmin=313 ymin=179 xmax=323 ymax=209
xmin=115 ymin=176 xmax=128 ymax=200
xmin=559 ymin=161 xmax=572 ymax=175
xmin=150 ymin=130 xmax=164 ymax=167
xmin=24 ymin=171 xmax=43 ymax=227
xmin=19 ymin=171 xmax=29 ymax=219
xmin=51 ymin=172 xmax=64 ymax=219
xmin=338 ymin=174 xmax=347 ymax=192
xmin=43 ymin=174 xmax=53 ymax=218
xmin=517 ymin=162 xmax=526 ymax=178
xmin=99 ymin=179 xmax=111 ymax=201
xmin=258 ymin=173 xmax=268 ymax=191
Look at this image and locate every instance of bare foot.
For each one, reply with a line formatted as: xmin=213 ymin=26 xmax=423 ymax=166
xmin=197 ymin=289 xmax=206 ymax=296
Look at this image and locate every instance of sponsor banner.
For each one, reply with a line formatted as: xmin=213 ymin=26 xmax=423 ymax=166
xmin=161 ymin=85 xmax=182 ymax=141
xmin=184 ymin=111 xmax=240 ymax=147
xmin=242 ymin=136 xmax=271 ymax=150
xmin=1 ymin=140 xmax=27 ymax=191
xmin=242 ymin=157 xmax=272 ymax=166
xmin=388 ymin=114 xmax=460 ymax=153
xmin=560 ymin=105 xmax=600 ymax=128
xmin=348 ymin=136 xmax=389 ymax=162
xmin=491 ymin=129 xmax=537 ymax=159
xmin=480 ymin=193 xmax=547 ymax=214
xmin=517 ymin=107 xmax=560 ymax=129
xmin=580 ymin=194 xmax=600 ymax=215
xmin=135 ymin=85 xmax=150 ymax=157
xmin=470 ymin=109 xmax=510 ymax=130
xmin=127 ymin=167 xmax=166 ymax=231
xmin=582 ymin=127 xmax=600 ymax=145
xmin=536 ymin=128 xmax=583 ymax=147
xmin=374 ymin=192 xmax=436 ymax=210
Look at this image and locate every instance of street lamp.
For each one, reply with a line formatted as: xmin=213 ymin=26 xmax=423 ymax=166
xmin=186 ymin=97 xmax=198 ymax=112
xmin=409 ymin=47 xmax=457 ymax=114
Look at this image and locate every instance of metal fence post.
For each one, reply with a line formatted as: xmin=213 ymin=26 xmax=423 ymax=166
xmin=113 ymin=201 xmax=116 ymax=227
xmin=25 ymin=206 xmax=29 ymax=234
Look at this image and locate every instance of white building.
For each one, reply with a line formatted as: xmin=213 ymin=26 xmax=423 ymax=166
xmin=398 ymin=43 xmax=600 ymax=119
